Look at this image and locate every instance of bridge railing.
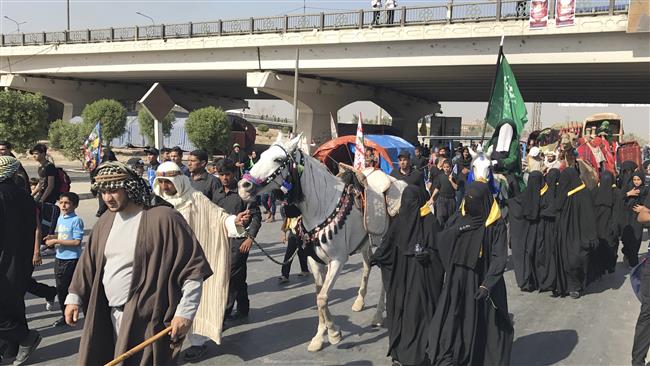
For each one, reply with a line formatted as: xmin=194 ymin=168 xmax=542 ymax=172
xmin=0 ymin=0 xmax=630 ymax=47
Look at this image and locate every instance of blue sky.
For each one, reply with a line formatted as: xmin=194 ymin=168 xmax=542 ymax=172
xmin=0 ymin=0 xmax=448 ymax=33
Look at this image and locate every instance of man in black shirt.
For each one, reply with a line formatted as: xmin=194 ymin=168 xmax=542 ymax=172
xmin=29 ymin=144 xmax=59 ymax=204
xmin=0 ymin=141 xmax=30 ymax=193
xmin=188 ymin=150 xmax=220 ymax=201
xmin=390 ymin=150 xmax=425 ymax=189
xmin=412 ymin=146 xmax=428 ymax=172
xmin=212 ymin=159 xmax=261 ymax=319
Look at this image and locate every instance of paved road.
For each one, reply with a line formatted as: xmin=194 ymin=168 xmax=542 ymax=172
xmin=4 ymin=176 xmax=644 ymax=366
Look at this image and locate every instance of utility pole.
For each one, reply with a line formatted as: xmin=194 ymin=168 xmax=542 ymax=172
xmin=3 ymin=16 xmax=26 ymax=33
xmin=67 ymin=0 xmax=70 ymax=30
xmin=292 ymin=48 xmax=300 ymax=136
xmin=531 ymin=102 xmax=542 ymax=131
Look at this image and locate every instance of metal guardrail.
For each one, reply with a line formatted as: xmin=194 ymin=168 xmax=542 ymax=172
xmin=0 ymin=0 xmax=629 ymax=47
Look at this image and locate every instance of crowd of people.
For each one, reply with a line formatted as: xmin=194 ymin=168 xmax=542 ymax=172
xmin=365 ymin=137 xmax=650 ymax=365
xmin=0 ymin=140 xmax=313 ymax=365
xmin=3 ymin=134 xmax=650 ymax=365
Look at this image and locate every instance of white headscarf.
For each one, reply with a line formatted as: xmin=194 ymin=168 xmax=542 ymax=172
xmin=153 ymin=161 xmax=196 ymax=208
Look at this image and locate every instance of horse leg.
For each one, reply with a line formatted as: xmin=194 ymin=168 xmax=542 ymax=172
xmin=352 ymin=240 xmax=371 ymax=312
xmin=308 ymin=259 xmax=345 ymax=351
xmin=371 ymin=284 xmax=386 ymax=327
xmin=307 ymin=257 xmax=328 ymax=352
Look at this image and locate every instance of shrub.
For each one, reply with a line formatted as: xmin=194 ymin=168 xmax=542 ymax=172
xmin=185 ymin=107 xmax=230 ymax=154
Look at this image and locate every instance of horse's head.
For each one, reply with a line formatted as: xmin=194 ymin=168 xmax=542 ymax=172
xmin=238 ymin=134 xmax=302 ymax=203
xmin=468 ymin=144 xmax=494 ymax=182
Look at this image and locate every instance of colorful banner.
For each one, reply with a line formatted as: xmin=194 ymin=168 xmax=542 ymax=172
xmin=82 ymin=122 xmax=102 ymax=172
xmin=529 ymin=0 xmax=549 ymax=29
xmin=353 ymin=113 xmax=365 ymax=170
xmin=556 ymin=0 xmax=576 ymax=27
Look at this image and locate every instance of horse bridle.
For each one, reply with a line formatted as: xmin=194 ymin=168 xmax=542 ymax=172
xmin=242 ymin=143 xmax=303 ymax=190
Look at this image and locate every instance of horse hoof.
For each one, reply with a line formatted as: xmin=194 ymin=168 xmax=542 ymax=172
xmin=351 ymin=298 xmax=364 ymax=312
xmin=328 ymin=329 xmax=342 ymax=345
xmin=371 ymin=315 xmax=384 ymax=327
xmin=308 ymin=337 xmax=324 ymax=352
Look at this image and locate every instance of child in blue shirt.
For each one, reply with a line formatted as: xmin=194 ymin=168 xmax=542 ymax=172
xmin=44 ymin=192 xmax=84 ymax=327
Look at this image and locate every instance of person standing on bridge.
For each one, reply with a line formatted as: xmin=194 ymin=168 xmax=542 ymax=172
xmin=64 ymin=162 xmax=213 ymax=365
xmin=153 ymin=161 xmax=251 ymax=362
xmin=385 ymin=0 xmax=397 ymax=24
xmin=371 ymin=0 xmax=382 ymax=25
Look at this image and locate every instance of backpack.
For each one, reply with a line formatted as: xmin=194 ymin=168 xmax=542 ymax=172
xmin=56 ymin=167 xmax=71 ymax=193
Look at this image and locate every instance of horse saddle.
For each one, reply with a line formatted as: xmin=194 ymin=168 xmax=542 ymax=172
xmin=339 ymin=163 xmax=406 ymax=236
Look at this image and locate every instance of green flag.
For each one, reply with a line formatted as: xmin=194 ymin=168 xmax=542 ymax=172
xmin=486 ymin=55 xmax=528 ymax=136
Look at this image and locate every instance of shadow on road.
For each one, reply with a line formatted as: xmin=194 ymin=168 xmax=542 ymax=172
xmin=203 ymin=317 xmax=316 ymax=362
xmin=28 ymin=336 xmax=81 ymax=365
xmin=511 ymin=329 xmax=578 ymax=365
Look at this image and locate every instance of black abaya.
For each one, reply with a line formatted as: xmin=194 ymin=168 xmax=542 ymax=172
xmin=427 ymin=182 xmax=513 ymax=366
xmin=556 ymin=168 xmax=598 ymax=296
xmin=382 ymin=186 xmax=444 ymax=366
xmin=622 ymin=171 xmax=648 ymax=267
xmin=537 ymin=169 xmax=560 ymax=292
xmin=591 ymin=171 xmax=623 ymax=275
xmin=0 ymin=181 xmax=37 ymax=343
xmin=508 ymin=171 xmax=544 ymax=291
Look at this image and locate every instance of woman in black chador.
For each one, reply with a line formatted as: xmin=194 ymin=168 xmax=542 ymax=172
xmin=622 ymin=170 xmax=648 ymax=267
xmin=426 ymin=181 xmax=513 ymax=366
xmin=591 ymin=171 xmax=622 ymax=276
xmin=537 ymin=168 xmax=560 ymax=293
xmin=373 ymin=185 xmax=444 ymax=366
xmin=555 ymin=168 xmax=598 ymax=299
xmin=508 ymin=170 xmax=544 ymax=291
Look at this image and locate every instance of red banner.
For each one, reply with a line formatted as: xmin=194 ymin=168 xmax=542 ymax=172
xmin=556 ymin=0 xmax=576 ymax=27
xmin=529 ymin=0 xmax=549 ymax=29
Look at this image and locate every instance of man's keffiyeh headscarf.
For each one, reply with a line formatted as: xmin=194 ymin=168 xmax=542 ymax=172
xmin=0 ymin=156 xmax=20 ymax=183
xmin=92 ymin=161 xmax=153 ymax=206
xmin=152 ymin=161 xmax=196 ymax=209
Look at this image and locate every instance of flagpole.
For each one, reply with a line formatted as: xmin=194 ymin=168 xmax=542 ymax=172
xmin=480 ymin=35 xmax=505 ymax=146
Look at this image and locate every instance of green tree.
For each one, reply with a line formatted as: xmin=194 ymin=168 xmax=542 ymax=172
xmin=281 ymin=126 xmax=291 ymax=134
xmin=81 ymin=99 xmax=127 ymax=145
xmin=0 ymin=90 xmax=49 ymax=151
xmin=185 ymin=107 xmax=230 ymax=153
xmin=48 ymin=119 xmax=89 ymax=161
xmin=137 ymin=109 xmax=176 ymax=145
xmin=257 ymin=123 xmax=269 ymax=133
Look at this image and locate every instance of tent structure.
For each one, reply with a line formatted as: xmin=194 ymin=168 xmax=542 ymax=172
xmin=313 ymin=134 xmax=415 ymax=175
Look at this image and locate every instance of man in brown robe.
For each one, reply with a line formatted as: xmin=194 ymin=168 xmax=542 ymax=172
xmin=64 ymin=162 xmax=249 ymax=365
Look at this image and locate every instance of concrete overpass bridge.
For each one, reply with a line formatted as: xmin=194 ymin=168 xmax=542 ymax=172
xmin=1 ymin=1 xmax=647 ymax=145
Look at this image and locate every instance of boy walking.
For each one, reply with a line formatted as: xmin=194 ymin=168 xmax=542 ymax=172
xmin=44 ymin=192 xmax=84 ymax=327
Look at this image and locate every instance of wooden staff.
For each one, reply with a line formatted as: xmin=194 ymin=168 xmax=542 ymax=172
xmin=104 ymin=325 xmax=173 ymax=366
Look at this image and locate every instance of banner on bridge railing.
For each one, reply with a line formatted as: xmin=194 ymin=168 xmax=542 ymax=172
xmin=529 ymin=0 xmax=549 ymax=29
xmin=556 ymin=0 xmax=576 ymax=27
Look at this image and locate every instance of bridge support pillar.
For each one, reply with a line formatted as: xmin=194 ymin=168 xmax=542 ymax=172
xmin=0 ymin=74 xmax=148 ymax=120
xmin=247 ymin=71 xmax=439 ymax=150
xmin=247 ymin=71 xmax=352 ymax=151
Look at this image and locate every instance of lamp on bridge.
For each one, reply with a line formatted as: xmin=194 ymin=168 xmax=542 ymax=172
xmin=3 ymin=16 xmax=26 ymax=33
xmin=135 ymin=11 xmax=155 ymax=26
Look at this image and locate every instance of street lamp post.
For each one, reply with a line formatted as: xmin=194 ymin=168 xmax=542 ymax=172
xmin=135 ymin=12 xmax=155 ymax=26
xmin=67 ymin=0 xmax=70 ymax=30
xmin=3 ymin=16 xmax=26 ymax=33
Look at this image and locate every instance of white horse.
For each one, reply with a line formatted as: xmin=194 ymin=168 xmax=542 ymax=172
xmin=238 ymin=135 xmax=383 ymax=352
